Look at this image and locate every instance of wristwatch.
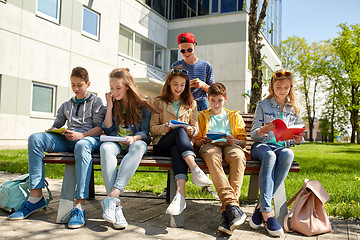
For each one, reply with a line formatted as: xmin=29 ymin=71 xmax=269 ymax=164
xmin=236 ymin=140 xmax=241 ymax=145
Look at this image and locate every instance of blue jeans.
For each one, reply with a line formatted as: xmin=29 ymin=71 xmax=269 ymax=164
xmin=28 ymin=132 xmax=100 ymax=199
xmin=196 ymin=98 xmax=208 ymax=111
xmin=100 ymin=140 xmax=147 ymax=194
xmin=153 ymin=127 xmax=196 ymax=181
xmin=251 ymin=142 xmax=294 ymax=212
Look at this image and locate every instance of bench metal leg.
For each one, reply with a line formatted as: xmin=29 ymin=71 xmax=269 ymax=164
xmin=166 ymin=171 xmax=170 ymax=203
xmin=56 ymin=164 xmax=76 ymax=223
xmin=89 ymin=164 xmax=95 ymax=199
xmin=273 ymin=181 xmax=287 ymax=228
xmin=247 ymin=175 xmax=259 ymax=203
xmin=169 ymin=169 xmax=184 ymax=228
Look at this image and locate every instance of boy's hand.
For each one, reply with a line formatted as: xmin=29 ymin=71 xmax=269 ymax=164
xmin=202 ymin=136 xmax=212 ymax=144
xmin=223 ymin=135 xmax=237 ymax=145
xmin=45 ymin=127 xmax=56 ymax=132
xmin=190 ymin=79 xmax=204 ymax=89
xmin=293 ymin=133 xmax=305 ymax=144
xmin=105 ymin=92 xmax=114 ymax=109
xmin=185 ymin=126 xmax=194 ymax=136
xmin=63 ymin=130 xmax=84 ymax=141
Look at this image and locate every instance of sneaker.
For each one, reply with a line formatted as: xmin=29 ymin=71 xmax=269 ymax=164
xmin=165 ymin=193 xmax=186 ymax=215
xmin=191 ymin=169 xmax=212 ymax=187
xmin=218 ymin=211 xmax=233 ymax=235
xmin=113 ymin=205 xmax=128 ymax=229
xmin=101 ymin=196 xmax=119 ymax=224
xmin=264 ymin=217 xmax=284 ymax=237
xmin=225 ymin=204 xmax=246 ymax=231
xmin=68 ymin=208 xmax=85 ymax=229
xmin=249 ymin=205 xmax=263 ymax=229
xmin=7 ymin=197 xmax=46 ymax=220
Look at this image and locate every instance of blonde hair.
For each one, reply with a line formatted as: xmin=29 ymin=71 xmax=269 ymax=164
xmin=266 ymin=69 xmax=300 ymax=115
xmin=109 ymin=68 xmax=158 ymax=125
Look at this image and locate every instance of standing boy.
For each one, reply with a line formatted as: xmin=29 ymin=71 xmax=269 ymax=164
xmin=172 ymin=32 xmax=215 ymax=111
xmin=8 ymin=67 xmax=106 ymax=229
xmin=194 ymin=83 xmax=247 ymax=235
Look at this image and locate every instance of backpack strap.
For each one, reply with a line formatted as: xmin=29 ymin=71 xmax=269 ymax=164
xmin=284 ymin=179 xmax=309 ymax=232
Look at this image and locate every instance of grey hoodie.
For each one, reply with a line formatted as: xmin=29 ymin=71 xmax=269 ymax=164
xmin=52 ymin=93 xmax=106 ymax=133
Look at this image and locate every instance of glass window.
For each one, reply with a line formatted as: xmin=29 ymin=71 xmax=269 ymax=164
xmin=31 ymin=83 xmax=56 ymax=116
xmin=198 ymin=0 xmax=209 ymax=16
xmin=170 ymin=49 xmax=179 ymax=67
xmin=221 ymin=0 xmax=237 ymax=13
xmin=140 ymin=37 xmax=154 ymax=65
xmin=155 ymin=45 xmax=164 ymax=69
xmin=82 ymin=6 xmax=100 ymax=41
xmin=212 ymin=0 xmax=218 ymax=13
xmin=119 ymin=27 xmax=133 ymax=57
xmin=36 ymin=0 xmax=61 ymax=24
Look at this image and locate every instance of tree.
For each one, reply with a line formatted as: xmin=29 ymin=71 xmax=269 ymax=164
xmin=332 ymin=24 xmax=360 ymax=143
xmin=248 ymin=0 xmax=269 ymax=113
xmin=281 ymin=37 xmax=323 ymax=142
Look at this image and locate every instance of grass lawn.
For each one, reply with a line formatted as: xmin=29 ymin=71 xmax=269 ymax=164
xmin=0 ymin=142 xmax=359 ymax=219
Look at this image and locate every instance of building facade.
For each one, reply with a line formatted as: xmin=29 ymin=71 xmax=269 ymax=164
xmin=0 ymin=0 xmax=281 ymax=149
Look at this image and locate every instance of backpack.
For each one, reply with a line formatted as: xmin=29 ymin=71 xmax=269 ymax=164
xmin=284 ymin=179 xmax=332 ymax=236
xmin=0 ymin=174 xmax=52 ymax=213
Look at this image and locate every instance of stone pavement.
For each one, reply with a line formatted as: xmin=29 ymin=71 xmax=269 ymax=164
xmin=0 ymin=172 xmax=358 ymax=240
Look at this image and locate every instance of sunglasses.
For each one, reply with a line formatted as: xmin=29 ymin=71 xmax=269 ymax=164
xmin=170 ymin=68 xmax=188 ymax=76
xmin=273 ymin=71 xmax=292 ymax=78
xmin=180 ymin=48 xmax=193 ymax=54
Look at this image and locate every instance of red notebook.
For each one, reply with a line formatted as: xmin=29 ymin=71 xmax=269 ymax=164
xmin=272 ymin=119 xmax=305 ymax=142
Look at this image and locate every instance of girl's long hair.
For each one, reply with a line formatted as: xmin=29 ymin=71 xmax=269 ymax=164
xmin=109 ymin=68 xmax=158 ymax=125
xmin=158 ymin=67 xmax=194 ymax=109
xmin=266 ymin=69 xmax=300 ymax=115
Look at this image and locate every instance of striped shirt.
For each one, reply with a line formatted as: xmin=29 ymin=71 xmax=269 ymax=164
xmin=172 ymin=59 xmax=215 ymax=102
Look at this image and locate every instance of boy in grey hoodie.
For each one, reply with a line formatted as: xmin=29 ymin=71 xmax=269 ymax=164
xmin=8 ymin=67 xmax=106 ymax=229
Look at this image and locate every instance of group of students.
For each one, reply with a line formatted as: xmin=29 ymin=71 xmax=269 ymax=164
xmin=7 ymin=32 xmax=304 ymax=237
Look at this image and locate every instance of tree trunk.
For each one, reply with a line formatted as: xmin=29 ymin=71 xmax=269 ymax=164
xmin=248 ymin=0 xmax=268 ymax=113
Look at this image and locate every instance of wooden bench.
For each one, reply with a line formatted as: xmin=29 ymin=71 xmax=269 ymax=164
xmin=43 ymin=114 xmax=300 ymax=227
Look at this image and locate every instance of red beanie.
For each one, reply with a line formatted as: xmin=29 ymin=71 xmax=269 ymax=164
xmin=177 ymin=32 xmax=196 ymax=45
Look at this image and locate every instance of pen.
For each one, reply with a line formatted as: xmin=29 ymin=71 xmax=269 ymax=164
xmin=259 ymin=119 xmax=264 ymax=123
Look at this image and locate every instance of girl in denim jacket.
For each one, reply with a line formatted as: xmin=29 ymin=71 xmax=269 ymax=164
xmin=249 ymin=70 xmax=304 ymax=237
xmin=100 ymin=68 xmax=158 ymax=229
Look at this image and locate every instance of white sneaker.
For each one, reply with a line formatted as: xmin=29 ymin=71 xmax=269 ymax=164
xmin=101 ymin=196 xmax=119 ymax=224
xmin=192 ymin=169 xmax=213 ymax=187
xmin=113 ymin=205 xmax=128 ymax=229
xmin=165 ymin=193 xmax=186 ymax=215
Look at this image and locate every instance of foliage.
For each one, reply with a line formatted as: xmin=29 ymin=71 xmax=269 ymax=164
xmin=332 ymin=23 xmax=360 ymax=143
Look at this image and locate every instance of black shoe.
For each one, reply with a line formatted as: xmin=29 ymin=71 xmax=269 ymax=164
xmin=225 ymin=204 xmax=247 ymax=231
xmin=218 ymin=211 xmax=233 ymax=235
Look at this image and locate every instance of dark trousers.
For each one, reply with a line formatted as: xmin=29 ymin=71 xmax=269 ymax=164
xmin=154 ymin=128 xmax=195 ymax=181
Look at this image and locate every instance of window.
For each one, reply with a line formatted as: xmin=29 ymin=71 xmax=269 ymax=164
xmin=36 ymin=0 xmax=61 ymax=24
xmin=119 ymin=27 xmax=133 ymax=56
xmin=82 ymin=6 xmax=100 ymax=41
xmin=31 ymin=83 xmax=56 ymax=117
xmin=170 ymin=49 xmax=179 ymax=67
xmin=119 ymin=26 xmax=165 ymax=70
xmin=155 ymin=45 xmax=164 ymax=69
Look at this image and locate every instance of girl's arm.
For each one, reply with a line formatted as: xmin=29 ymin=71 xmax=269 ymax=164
xmin=134 ymin=107 xmax=151 ymax=144
xmin=187 ymin=102 xmax=199 ymax=137
xmin=149 ymin=99 xmax=167 ymax=136
xmin=104 ymin=93 xmax=114 ymax=129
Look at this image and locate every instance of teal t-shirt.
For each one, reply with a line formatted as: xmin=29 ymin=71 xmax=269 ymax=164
xmin=269 ymin=112 xmax=285 ymax=147
xmin=171 ymin=100 xmax=181 ymax=118
xmin=76 ymin=98 xmax=85 ymax=104
xmin=208 ymin=110 xmax=232 ymax=143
